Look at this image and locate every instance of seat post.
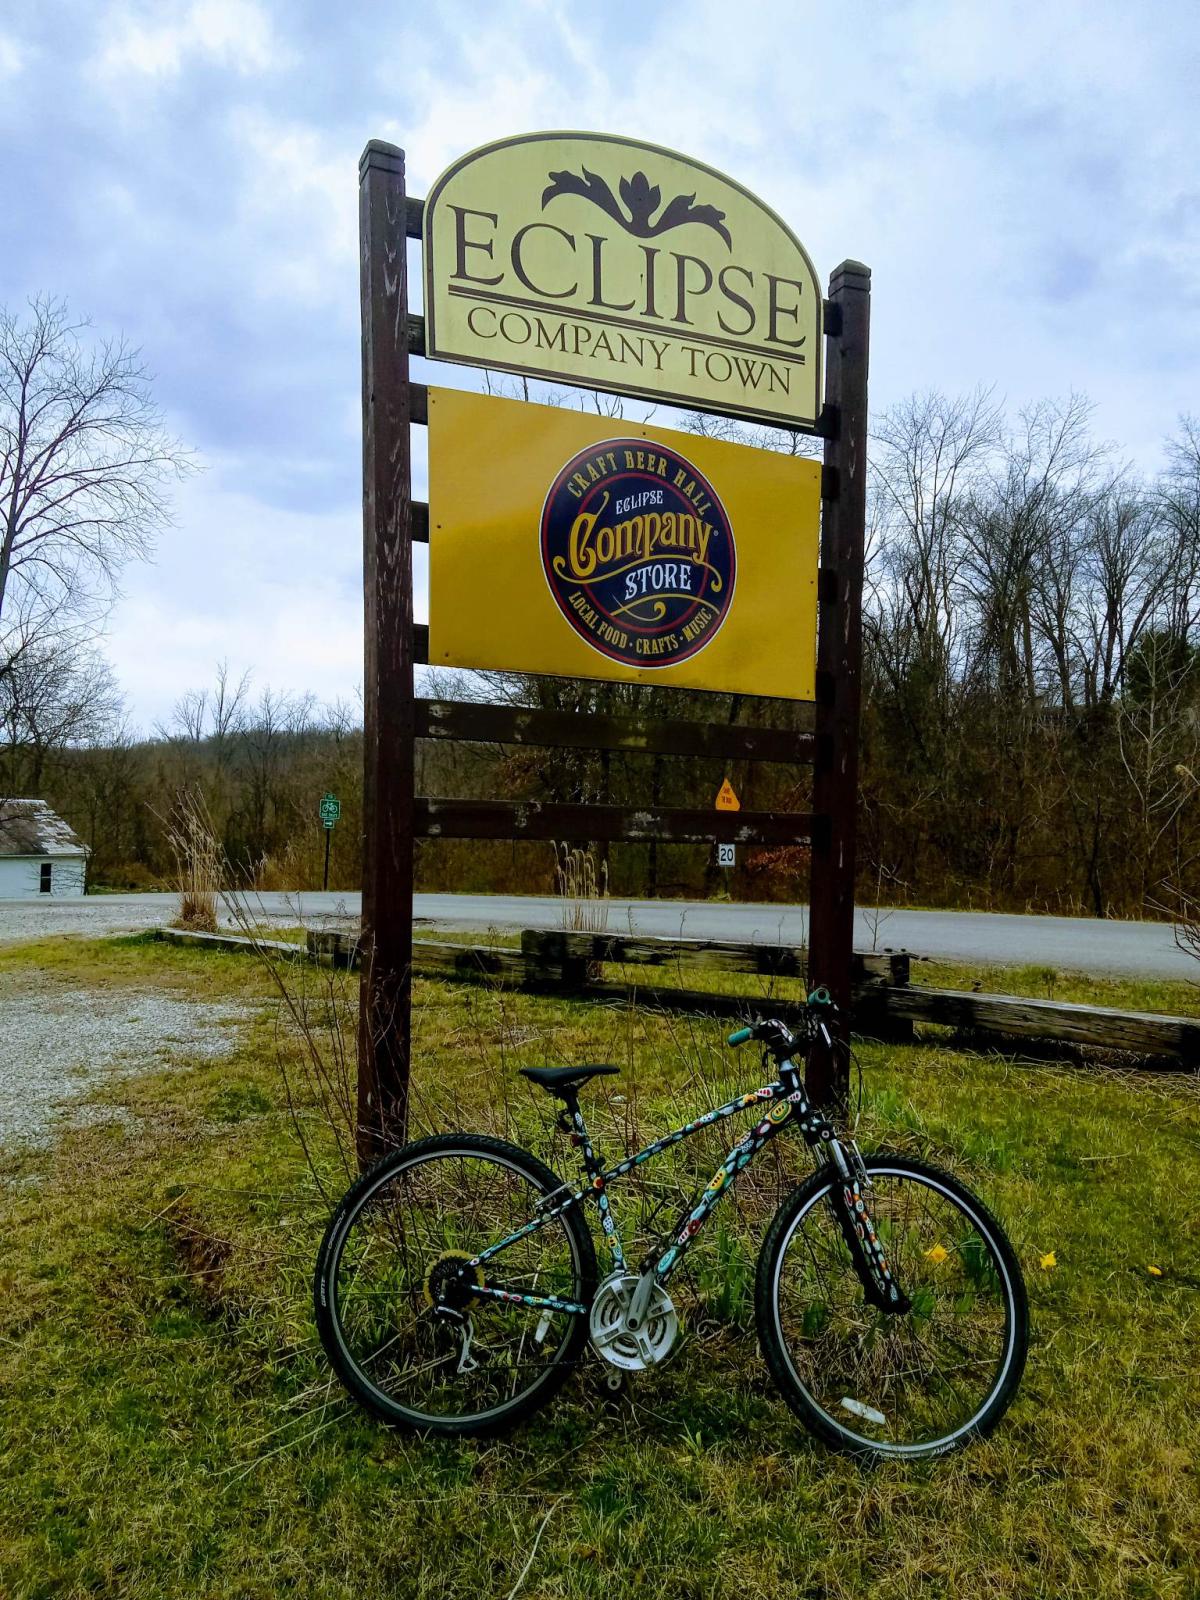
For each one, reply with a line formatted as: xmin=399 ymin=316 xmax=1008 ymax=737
xmin=559 ymin=1089 xmax=603 ymax=1179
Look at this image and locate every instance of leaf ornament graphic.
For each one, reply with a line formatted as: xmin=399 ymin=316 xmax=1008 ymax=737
xmin=543 ymin=166 xmax=732 ymax=248
xmin=619 ymin=171 xmax=662 ymax=224
xmin=541 ymin=167 xmax=628 ymax=227
xmin=652 ymin=192 xmax=732 ymax=247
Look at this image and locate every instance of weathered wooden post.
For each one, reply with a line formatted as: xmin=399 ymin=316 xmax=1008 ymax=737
xmin=357 ymin=140 xmax=415 ymax=1163
xmin=807 ymin=261 xmax=871 ymax=1107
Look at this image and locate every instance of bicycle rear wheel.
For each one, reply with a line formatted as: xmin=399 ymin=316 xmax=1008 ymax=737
xmin=315 ymin=1134 xmax=596 ymax=1436
xmin=757 ymin=1154 xmax=1027 ymax=1459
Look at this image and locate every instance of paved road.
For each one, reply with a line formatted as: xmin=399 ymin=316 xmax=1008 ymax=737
xmin=1 ymin=890 xmax=1195 ymax=980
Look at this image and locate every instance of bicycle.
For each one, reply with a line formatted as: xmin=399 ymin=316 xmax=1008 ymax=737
xmin=314 ymin=992 xmax=1028 ymax=1459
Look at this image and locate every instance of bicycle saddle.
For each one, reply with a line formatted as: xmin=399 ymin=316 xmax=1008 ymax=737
xmin=519 ymin=1064 xmax=620 ymax=1096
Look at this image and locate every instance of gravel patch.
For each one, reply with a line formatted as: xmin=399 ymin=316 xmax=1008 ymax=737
xmin=0 ymin=893 xmax=358 ymax=945
xmin=0 ymin=972 xmax=252 ymax=1149
xmin=0 ymin=899 xmax=172 ymax=944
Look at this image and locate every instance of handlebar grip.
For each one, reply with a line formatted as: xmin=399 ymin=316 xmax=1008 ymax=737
xmin=727 ymin=1027 xmax=754 ymax=1047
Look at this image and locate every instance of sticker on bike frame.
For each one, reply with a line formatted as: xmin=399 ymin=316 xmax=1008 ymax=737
xmin=466 ymin=1076 xmax=810 ymax=1302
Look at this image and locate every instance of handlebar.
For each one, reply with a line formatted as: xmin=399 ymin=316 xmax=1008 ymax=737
xmin=726 ymin=991 xmax=838 ymax=1058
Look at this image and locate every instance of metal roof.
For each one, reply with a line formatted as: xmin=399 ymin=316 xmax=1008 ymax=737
xmin=0 ymin=799 xmax=89 ymax=858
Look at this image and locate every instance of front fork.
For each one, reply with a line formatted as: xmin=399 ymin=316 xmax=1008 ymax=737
xmin=821 ymin=1138 xmax=911 ymax=1315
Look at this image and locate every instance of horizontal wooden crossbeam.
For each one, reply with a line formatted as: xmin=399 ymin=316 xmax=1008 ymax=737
xmin=414 ymin=697 xmax=814 ymax=758
xmin=414 ymin=798 xmax=817 ymax=844
xmin=524 ymin=928 xmax=808 ymax=976
xmin=887 ymin=987 xmax=1200 ymax=1061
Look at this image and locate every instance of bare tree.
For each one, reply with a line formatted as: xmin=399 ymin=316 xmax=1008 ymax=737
xmin=0 ymin=298 xmax=192 ymax=651
xmin=0 ymin=637 xmax=123 ymax=793
xmin=1117 ymin=629 xmax=1200 ymax=904
xmin=161 ymin=686 xmax=209 ymax=746
xmin=868 ymin=388 xmax=1000 ymax=733
xmin=960 ymin=394 xmax=1110 ymax=702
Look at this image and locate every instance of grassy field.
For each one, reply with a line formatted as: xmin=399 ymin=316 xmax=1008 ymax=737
xmin=1 ymin=934 xmax=1198 ymax=1599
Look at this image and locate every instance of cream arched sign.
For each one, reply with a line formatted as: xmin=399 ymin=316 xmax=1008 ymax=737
xmin=423 ymin=132 xmax=823 ymax=429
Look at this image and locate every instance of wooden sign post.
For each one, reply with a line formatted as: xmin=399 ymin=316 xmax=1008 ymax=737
xmin=357 ymin=140 xmax=415 ymax=1165
xmin=356 ymin=133 xmax=869 ymax=1162
xmin=808 ymin=262 xmax=871 ymax=1104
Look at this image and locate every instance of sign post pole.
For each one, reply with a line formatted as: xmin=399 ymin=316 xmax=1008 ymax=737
xmin=319 ymin=794 xmax=340 ymax=892
xmin=357 ymin=140 xmax=415 ymax=1165
xmin=807 ymin=261 xmax=871 ymax=1108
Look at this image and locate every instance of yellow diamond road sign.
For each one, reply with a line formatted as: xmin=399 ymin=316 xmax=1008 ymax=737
xmin=715 ymin=778 xmax=740 ymax=811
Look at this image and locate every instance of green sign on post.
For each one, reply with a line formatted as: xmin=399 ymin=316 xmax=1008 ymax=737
xmin=319 ymin=793 xmax=340 ymax=891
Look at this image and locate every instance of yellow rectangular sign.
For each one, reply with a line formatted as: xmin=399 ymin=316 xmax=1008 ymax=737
xmin=428 ymin=388 xmax=820 ymax=700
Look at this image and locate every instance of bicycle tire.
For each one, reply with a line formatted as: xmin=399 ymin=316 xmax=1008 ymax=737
xmin=315 ymin=1133 xmax=597 ymax=1436
xmin=756 ymin=1152 xmax=1028 ymax=1459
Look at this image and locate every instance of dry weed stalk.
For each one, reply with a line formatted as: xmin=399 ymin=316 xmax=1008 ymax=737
xmin=222 ymin=887 xmax=362 ymax=1195
xmin=163 ymin=787 xmax=222 ymax=932
xmin=1157 ymin=877 xmax=1200 ymax=972
xmin=554 ymin=843 xmax=610 ymax=933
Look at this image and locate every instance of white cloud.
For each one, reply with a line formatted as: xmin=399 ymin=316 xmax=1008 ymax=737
xmin=226 ymin=108 xmax=358 ymax=306
xmin=0 ymin=32 xmax=25 ymax=80
xmin=92 ymin=0 xmax=281 ymax=84
xmin=102 ymin=466 xmax=374 ymax=728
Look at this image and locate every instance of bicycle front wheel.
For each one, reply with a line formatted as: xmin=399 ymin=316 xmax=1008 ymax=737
xmin=757 ymin=1154 xmax=1027 ymax=1459
xmin=315 ymin=1134 xmax=597 ymax=1436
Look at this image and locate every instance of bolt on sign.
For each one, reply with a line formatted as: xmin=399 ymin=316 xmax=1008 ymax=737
xmin=428 ymin=387 xmax=820 ymax=699
xmin=423 ymin=132 xmax=823 ymax=430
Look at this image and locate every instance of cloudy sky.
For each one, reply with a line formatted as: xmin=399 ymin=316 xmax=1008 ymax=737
xmin=2 ymin=0 xmax=1197 ymax=730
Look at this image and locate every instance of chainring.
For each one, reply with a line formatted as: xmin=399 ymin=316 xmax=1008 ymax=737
xmin=588 ymin=1270 xmax=679 ymax=1371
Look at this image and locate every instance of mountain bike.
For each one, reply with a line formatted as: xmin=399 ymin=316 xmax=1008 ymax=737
xmin=314 ymin=993 xmax=1028 ymax=1460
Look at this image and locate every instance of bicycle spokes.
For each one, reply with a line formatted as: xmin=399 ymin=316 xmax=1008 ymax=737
xmin=769 ymin=1162 xmax=1021 ymax=1451
xmin=327 ymin=1148 xmax=587 ymax=1424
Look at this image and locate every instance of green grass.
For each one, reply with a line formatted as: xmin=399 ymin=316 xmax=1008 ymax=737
xmin=912 ymin=958 xmax=1199 ymax=1016
xmin=1 ymin=937 xmax=1198 ymax=1598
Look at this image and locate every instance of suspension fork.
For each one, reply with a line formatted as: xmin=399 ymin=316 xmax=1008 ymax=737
xmin=819 ymin=1138 xmax=911 ymax=1315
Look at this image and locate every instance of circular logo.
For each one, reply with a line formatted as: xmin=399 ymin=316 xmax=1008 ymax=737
xmin=540 ymin=438 xmax=736 ymax=669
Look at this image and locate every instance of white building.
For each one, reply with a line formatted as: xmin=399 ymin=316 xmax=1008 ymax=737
xmin=0 ymin=799 xmax=89 ymax=898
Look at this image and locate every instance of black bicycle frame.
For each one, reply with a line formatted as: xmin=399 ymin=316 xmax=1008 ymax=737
xmin=465 ymin=1065 xmax=838 ymax=1318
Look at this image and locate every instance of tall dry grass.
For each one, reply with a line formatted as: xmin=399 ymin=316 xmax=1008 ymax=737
xmin=554 ymin=843 xmax=610 ymax=933
xmin=163 ymin=788 xmax=222 ymax=932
